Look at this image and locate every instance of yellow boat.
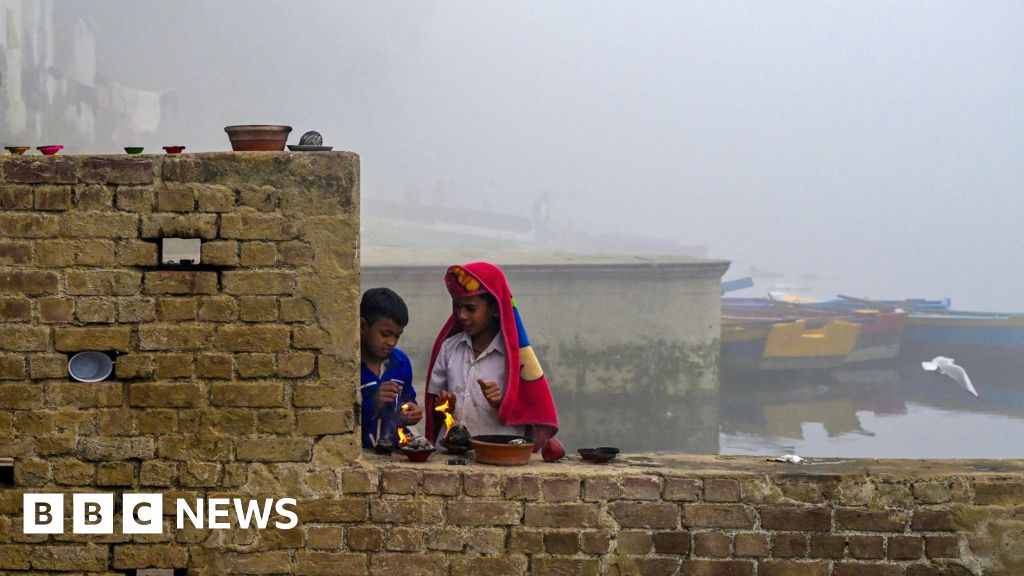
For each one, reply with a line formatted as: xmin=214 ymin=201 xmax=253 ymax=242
xmin=721 ymin=317 xmax=861 ymax=371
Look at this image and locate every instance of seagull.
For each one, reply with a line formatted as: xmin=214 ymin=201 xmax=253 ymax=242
xmin=922 ymin=356 xmax=978 ymax=397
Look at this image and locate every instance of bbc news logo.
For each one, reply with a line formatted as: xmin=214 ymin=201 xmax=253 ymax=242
xmin=23 ymin=494 xmax=298 ymax=534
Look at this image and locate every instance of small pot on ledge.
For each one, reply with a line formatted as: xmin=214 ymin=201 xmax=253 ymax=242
xmin=224 ymin=125 xmax=292 ymax=151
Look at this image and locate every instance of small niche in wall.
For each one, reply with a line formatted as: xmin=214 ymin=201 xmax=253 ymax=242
xmin=160 ymin=238 xmax=202 ymax=266
xmin=67 ymin=351 xmax=118 ymax=383
xmin=0 ymin=458 xmax=13 ymax=486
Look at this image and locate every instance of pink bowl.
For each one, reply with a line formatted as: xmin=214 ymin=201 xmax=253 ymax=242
xmin=37 ymin=145 xmax=64 ymax=156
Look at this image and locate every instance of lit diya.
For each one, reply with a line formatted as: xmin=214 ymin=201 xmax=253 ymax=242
xmin=397 ymin=413 xmax=435 ymax=462
xmin=434 ymin=399 xmax=472 ymax=454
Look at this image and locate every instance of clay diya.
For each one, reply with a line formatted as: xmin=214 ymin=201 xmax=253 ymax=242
xmin=435 ymin=398 xmax=472 ymax=454
xmin=163 ymin=146 xmax=185 ymax=154
xmin=398 ymin=430 xmax=435 ymax=462
xmin=4 ymin=146 xmax=29 ymax=155
xmin=124 ymin=147 xmax=144 ymax=154
xmin=400 ymin=447 xmax=436 ymax=462
xmin=37 ymin=145 xmax=64 ymax=156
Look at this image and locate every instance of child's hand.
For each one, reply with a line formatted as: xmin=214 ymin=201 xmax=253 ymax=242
xmin=436 ymin=390 xmax=457 ymax=410
xmin=478 ymin=379 xmax=502 ymax=409
xmin=400 ymin=402 xmax=423 ymax=425
xmin=375 ymin=380 xmax=403 ymax=408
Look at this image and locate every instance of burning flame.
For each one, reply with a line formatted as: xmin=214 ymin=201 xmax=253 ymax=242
xmin=397 ymin=427 xmax=410 ymax=445
xmin=434 ymin=400 xmax=456 ymax=430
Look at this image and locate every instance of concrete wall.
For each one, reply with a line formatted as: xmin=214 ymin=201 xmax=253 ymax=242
xmin=363 ymin=250 xmax=729 ymax=454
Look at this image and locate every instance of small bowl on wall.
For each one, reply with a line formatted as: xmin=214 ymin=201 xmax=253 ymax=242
xmin=37 ymin=145 xmax=64 ymax=156
xmin=163 ymin=146 xmax=185 ymax=154
xmin=400 ymin=448 xmax=435 ymax=463
xmin=224 ymin=125 xmax=292 ymax=151
xmin=578 ymin=447 xmax=620 ymax=464
xmin=4 ymin=146 xmax=29 ymax=155
xmin=470 ymin=435 xmax=534 ymax=466
xmin=124 ymin=147 xmax=144 ymax=154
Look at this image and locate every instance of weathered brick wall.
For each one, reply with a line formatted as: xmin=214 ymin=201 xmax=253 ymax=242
xmin=290 ymin=460 xmax=1014 ymax=576
xmin=0 ymin=152 xmax=362 ymax=572
xmin=2 ymin=152 xmax=1021 ymax=576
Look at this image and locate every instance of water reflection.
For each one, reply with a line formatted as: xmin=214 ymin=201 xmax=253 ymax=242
xmin=554 ymin=391 xmax=719 ymax=455
xmin=720 ymin=349 xmax=1024 ymax=459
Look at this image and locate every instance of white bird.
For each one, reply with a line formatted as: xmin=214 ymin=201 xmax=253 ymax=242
xmin=922 ymin=356 xmax=978 ymax=397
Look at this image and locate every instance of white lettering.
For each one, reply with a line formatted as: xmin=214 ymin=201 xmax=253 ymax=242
xmin=234 ymin=499 xmax=274 ymax=529
xmin=176 ymin=498 xmax=204 ymax=530
xmin=207 ymin=498 xmax=231 ymax=529
xmin=274 ymin=498 xmax=298 ymax=529
xmin=73 ymin=493 xmax=113 ymax=534
xmin=23 ymin=494 xmax=63 ymax=534
xmin=124 ymin=494 xmax=163 ymax=534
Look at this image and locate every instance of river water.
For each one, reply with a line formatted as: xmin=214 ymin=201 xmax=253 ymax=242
xmin=719 ymin=350 xmax=1024 ymax=459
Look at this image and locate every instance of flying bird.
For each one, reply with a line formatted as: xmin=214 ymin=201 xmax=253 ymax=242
xmin=922 ymin=356 xmax=978 ymax=397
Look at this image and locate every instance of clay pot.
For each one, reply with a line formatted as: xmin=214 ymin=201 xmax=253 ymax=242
xmin=37 ymin=145 xmax=64 ymax=156
xmin=400 ymin=448 xmax=435 ymax=463
xmin=470 ymin=435 xmax=534 ymax=466
xmin=224 ymin=125 xmax=292 ymax=151
xmin=5 ymin=146 xmax=29 ymax=155
xmin=163 ymin=146 xmax=185 ymax=154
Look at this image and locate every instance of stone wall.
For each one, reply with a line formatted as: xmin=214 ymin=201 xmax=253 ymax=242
xmin=313 ymin=457 xmax=1017 ymax=576
xmin=0 ymin=152 xmax=362 ymax=572
xmin=2 ymin=152 xmax=1021 ymax=576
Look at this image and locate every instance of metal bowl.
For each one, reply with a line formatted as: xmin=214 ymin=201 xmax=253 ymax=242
xmin=68 ymin=351 xmax=114 ymax=382
xmin=578 ymin=447 xmax=619 ymax=464
xmin=470 ymin=434 xmax=533 ymax=466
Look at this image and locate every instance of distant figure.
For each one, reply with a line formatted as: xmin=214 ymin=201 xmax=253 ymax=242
xmin=359 ymin=288 xmax=423 ymax=449
xmin=423 ymin=262 xmax=564 ymax=460
xmin=922 ymin=356 xmax=978 ymax=397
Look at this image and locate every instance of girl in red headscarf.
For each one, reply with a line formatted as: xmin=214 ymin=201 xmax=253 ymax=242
xmin=424 ymin=262 xmax=563 ymax=459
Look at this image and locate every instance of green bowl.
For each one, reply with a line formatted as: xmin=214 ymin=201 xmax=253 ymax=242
xmin=124 ymin=147 xmax=144 ymax=154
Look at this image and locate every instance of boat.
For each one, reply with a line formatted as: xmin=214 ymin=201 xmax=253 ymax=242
xmin=721 ymin=297 xmax=908 ymax=371
xmin=766 ymin=292 xmax=1024 ymax=357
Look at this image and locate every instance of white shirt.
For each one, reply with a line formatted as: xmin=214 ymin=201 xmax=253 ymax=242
xmin=427 ymin=331 xmax=526 ymax=440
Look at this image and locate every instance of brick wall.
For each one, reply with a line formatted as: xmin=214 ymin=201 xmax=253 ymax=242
xmin=2 ymin=152 xmax=1020 ymax=575
xmin=0 ymin=152 xmax=363 ymax=572
xmin=286 ymin=461 xmax=1012 ymax=576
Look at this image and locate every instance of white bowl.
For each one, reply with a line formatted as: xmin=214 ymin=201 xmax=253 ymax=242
xmin=68 ymin=351 xmax=114 ymax=382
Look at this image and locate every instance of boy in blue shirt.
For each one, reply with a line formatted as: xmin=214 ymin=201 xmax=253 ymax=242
xmin=359 ymin=288 xmax=422 ymax=449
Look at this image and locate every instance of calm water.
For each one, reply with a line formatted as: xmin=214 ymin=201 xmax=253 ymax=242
xmin=719 ymin=350 xmax=1024 ymax=459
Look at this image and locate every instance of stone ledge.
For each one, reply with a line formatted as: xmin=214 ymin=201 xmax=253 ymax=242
xmin=362 ymin=451 xmax=1024 ymax=479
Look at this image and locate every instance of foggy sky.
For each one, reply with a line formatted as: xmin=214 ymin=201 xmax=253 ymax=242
xmin=31 ymin=1 xmax=1024 ymax=310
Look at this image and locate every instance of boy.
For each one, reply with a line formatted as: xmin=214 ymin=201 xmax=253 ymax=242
xmin=359 ymin=287 xmax=422 ymax=449
xmin=424 ymin=262 xmax=564 ymax=459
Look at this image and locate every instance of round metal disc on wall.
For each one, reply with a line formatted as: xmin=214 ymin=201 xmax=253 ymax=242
xmin=68 ymin=351 xmax=114 ymax=383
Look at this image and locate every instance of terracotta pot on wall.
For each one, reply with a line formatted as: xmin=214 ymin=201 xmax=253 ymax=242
xmin=224 ymin=125 xmax=292 ymax=151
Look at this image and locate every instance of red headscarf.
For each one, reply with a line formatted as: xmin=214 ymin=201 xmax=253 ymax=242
xmin=424 ymin=262 xmax=559 ymax=449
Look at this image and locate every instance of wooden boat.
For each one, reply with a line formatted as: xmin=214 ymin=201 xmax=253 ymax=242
xmin=766 ymin=292 xmax=1024 ymax=355
xmin=721 ymin=297 xmax=907 ymax=371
